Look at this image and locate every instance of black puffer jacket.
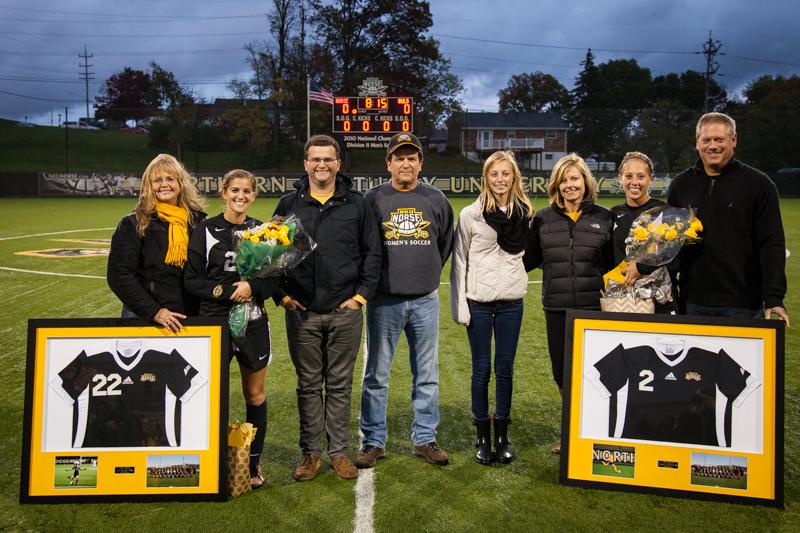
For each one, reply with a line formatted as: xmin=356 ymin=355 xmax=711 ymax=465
xmin=524 ymin=201 xmax=615 ymax=311
xmin=107 ymin=210 xmax=204 ymax=320
xmin=273 ymin=173 xmax=382 ymax=313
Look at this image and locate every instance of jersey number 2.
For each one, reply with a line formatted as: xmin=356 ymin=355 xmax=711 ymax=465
xmin=638 ymin=370 xmax=654 ymax=392
xmin=92 ymin=374 xmax=122 ymax=396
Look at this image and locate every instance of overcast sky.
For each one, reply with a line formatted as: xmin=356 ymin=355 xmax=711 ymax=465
xmin=1 ymin=0 xmax=798 ymax=125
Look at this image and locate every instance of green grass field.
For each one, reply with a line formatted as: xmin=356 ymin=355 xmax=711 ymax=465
xmin=591 ymin=463 xmax=635 ymax=479
xmin=53 ymin=465 xmax=98 ymax=489
xmin=691 ymin=475 xmax=748 ymax=491
xmin=146 ymin=477 xmax=200 ymax=488
xmin=0 ymin=197 xmax=797 ymax=532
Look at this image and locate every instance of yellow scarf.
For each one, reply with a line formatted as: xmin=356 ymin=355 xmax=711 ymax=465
xmin=155 ymin=202 xmax=189 ymax=268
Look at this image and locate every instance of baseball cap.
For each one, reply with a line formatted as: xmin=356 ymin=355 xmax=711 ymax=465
xmin=386 ymin=133 xmax=422 ymax=158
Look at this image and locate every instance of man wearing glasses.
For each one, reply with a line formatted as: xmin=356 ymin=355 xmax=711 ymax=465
xmin=274 ymin=134 xmax=381 ymax=481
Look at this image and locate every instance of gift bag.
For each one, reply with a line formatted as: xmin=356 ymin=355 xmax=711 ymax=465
xmin=227 ymin=421 xmax=258 ymax=497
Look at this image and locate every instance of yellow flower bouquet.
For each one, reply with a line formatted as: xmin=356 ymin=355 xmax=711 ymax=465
xmin=625 ymin=206 xmax=703 ymax=266
xmin=229 ymin=215 xmax=316 ymax=337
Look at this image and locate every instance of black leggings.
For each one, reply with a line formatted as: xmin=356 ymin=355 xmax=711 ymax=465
xmin=544 ymin=310 xmax=567 ymax=389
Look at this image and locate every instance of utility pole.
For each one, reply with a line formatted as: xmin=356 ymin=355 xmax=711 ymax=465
xmin=64 ymin=107 xmax=70 ymax=173
xmin=78 ymin=45 xmax=95 ymax=122
xmin=700 ymin=30 xmax=721 ymax=112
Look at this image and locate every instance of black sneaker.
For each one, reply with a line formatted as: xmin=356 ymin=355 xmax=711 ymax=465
xmin=412 ymin=442 xmax=449 ymax=465
xmin=355 ymin=444 xmax=385 ymax=469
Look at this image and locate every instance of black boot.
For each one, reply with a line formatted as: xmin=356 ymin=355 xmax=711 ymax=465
xmin=473 ymin=418 xmax=494 ymax=465
xmin=493 ymin=416 xmax=515 ymax=464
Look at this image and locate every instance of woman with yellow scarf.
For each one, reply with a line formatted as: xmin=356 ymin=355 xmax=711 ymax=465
xmin=108 ymin=154 xmax=206 ymax=332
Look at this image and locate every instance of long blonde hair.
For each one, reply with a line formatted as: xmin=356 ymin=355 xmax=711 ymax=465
xmin=135 ymin=154 xmax=205 ymax=235
xmin=547 ymin=153 xmax=597 ymax=208
xmin=478 ymin=150 xmax=533 ymax=218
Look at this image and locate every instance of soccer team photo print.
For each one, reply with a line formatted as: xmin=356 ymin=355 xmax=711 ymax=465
xmin=19 ymin=318 xmax=229 ymax=503
xmin=560 ymin=311 xmax=784 ymax=506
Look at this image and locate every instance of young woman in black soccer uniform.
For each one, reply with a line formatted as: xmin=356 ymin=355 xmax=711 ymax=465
xmin=610 ymin=151 xmax=678 ymax=313
xmin=108 ymin=154 xmax=206 ymax=332
xmin=184 ymin=169 xmax=276 ymax=489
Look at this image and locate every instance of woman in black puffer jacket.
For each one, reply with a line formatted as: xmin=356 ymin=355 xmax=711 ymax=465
xmin=524 ymin=153 xmax=614 ymax=453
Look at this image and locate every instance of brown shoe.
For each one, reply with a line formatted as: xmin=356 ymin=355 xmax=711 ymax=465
xmin=292 ymin=453 xmax=321 ymax=482
xmin=551 ymin=443 xmax=561 ymax=455
xmin=330 ymin=455 xmax=359 ymax=480
xmin=412 ymin=442 xmax=449 ymax=465
xmin=355 ymin=444 xmax=385 ymax=469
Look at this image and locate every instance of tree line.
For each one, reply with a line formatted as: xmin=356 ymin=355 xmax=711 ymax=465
xmin=93 ymin=0 xmax=800 ymax=172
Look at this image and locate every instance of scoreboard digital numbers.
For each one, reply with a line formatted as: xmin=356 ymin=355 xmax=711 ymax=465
xmin=332 ymin=97 xmax=413 ymax=134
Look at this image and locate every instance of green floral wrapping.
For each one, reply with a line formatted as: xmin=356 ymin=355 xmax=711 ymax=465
xmin=228 ymin=216 xmax=316 ymax=338
xmin=234 ymin=220 xmax=298 ymax=279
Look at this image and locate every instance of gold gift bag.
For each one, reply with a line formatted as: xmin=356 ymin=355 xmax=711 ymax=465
xmin=227 ymin=421 xmax=258 ymax=497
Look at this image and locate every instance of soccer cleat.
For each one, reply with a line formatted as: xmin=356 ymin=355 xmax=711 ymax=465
xmin=355 ymin=445 xmax=385 ymax=469
xmin=412 ymin=442 xmax=449 ymax=465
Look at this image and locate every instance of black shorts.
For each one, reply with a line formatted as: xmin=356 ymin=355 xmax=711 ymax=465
xmin=230 ymin=314 xmax=272 ymax=371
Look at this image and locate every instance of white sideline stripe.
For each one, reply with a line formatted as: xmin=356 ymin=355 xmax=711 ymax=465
xmin=439 ymin=280 xmax=542 ymax=285
xmin=0 ymin=266 xmax=104 ymax=279
xmin=0 ymin=227 xmax=115 ymax=241
xmin=353 ymin=337 xmax=375 ymax=533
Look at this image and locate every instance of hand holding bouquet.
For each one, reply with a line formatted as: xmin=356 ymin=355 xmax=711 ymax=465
xmin=602 ymin=206 xmax=703 ymax=313
xmin=229 ymin=215 xmax=316 ymax=337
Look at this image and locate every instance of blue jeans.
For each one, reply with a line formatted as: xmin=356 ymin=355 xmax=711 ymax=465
xmin=360 ymin=290 xmax=440 ymax=447
xmin=685 ymin=303 xmax=764 ymax=320
xmin=466 ymin=299 xmax=524 ymax=420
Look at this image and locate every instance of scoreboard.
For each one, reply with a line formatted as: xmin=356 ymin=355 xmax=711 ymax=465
xmin=332 ymin=96 xmax=413 ymax=134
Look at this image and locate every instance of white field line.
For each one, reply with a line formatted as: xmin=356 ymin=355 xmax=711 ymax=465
xmin=353 ymin=336 xmax=375 ymax=533
xmin=787 ymin=249 xmax=791 ymax=258
xmin=440 ymin=280 xmax=542 ymax=285
xmin=0 ymin=227 xmax=115 ymax=241
xmin=0 ymin=266 xmax=104 ymax=279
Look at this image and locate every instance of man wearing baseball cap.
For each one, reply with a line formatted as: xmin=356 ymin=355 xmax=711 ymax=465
xmin=356 ymin=133 xmax=454 ymax=468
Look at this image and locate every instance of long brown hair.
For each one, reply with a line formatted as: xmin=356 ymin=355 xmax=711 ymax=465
xmin=478 ymin=150 xmax=533 ymax=218
xmin=134 ymin=154 xmax=205 ymax=235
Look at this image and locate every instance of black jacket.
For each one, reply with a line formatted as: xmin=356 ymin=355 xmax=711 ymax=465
xmin=667 ymin=158 xmax=786 ymax=310
xmin=524 ymin=201 xmax=615 ymax=311
xmin=107 ymin=210 xmax=204 ymax=321
xmin=184 ymin=214 xmax=278 ymax=317
xmin=273 ymin=174 xmax=382 ymax=313
xmin=611 ymin=198 xmax=679 ymax=313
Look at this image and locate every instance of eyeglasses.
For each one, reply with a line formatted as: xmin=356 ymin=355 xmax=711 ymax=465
xmin=306 ymin=157 xmax=337 ymax=164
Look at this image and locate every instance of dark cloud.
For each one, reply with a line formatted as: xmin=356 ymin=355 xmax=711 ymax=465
xmin=1 ymin=1 xmax=797 ymax=123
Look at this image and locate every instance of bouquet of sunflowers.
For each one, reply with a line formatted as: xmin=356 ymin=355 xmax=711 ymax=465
xmin=229 ymin=215 xmax=316 ymax=337
xmin=602 ymin=206 xmax=702 ymax=314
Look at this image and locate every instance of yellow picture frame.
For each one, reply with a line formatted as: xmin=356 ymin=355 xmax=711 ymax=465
xmin=560 ymin=310 xmax=784 ymax=507
xmin=20 ymin=318 xmax=229 ymax=503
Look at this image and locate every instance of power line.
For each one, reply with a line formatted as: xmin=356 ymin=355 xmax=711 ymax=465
xmin=0 ymin=5 xmax=264 ymax=20
xmin=434 ymin=33 xmax=695 ymax=55
xmin=0 ymin=30 xmax=265 ymax=38
xmin=0 ymin=89 xmax=81 ymax=102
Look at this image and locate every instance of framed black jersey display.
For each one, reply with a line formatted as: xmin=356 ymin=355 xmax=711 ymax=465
xmin=20 ymin=318 xmax=229 ymax=503
xmin=559 ymin=311 xmax=783 ymax=507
